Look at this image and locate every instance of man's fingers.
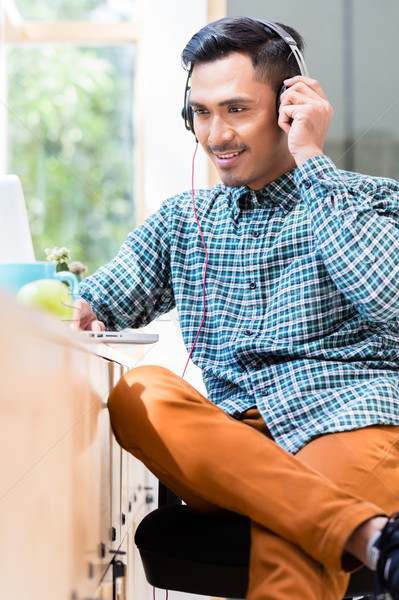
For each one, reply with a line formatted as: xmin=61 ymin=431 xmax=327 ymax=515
xmin=71 ymin=298 xmax=105 ymax=331
xmin=283 ymin=76 xmax=328 ymax=100
xmin=90 ymin=319 xmax=106 ymax=332
xmin=71 ymin=298 xmax=85 ymax=330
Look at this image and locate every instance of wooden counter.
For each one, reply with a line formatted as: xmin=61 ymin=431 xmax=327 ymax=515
xmin=0 ymin=292 xmax=154 ymax=600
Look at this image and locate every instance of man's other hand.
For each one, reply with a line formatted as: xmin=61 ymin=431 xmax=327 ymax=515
xmin=71 ymin=298 xmax=106 ymax=331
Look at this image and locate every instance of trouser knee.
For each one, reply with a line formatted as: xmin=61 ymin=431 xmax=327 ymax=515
xmin=107 ymin=364 xmax=171 ymax=449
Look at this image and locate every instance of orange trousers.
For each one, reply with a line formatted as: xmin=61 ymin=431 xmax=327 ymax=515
xmin=108 ymin=365 xmax=399 ymax=600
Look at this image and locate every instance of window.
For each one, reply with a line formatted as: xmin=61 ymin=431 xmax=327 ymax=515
xmin=12 ymin=0 xmax=138 ymax=22
xmin=4 ymin=0 xmax=139 ymax=273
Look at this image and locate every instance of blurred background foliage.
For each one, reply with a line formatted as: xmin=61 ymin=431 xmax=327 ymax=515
xmin=6 ymin=0 xmax=136 ymax=274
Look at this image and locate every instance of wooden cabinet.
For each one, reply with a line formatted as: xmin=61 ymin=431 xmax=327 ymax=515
xmin=0 ymin=293 xmax=153 ymax=600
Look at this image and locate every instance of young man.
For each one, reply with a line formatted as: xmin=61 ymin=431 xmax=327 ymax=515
xmin=74 ymin=17 xmax=399 ymax=600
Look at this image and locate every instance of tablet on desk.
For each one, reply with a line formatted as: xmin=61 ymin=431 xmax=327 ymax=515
xmin=79 ymin=330 xmax=159 ymax=344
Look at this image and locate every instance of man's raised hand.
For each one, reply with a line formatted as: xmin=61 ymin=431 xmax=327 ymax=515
xmin=278 ymin=76 xmax=334 ymax=167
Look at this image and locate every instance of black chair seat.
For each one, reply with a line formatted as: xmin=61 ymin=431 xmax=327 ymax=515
xmin=135 ymin=505 xmax=375 ymax=599
xmin=135 ymin=505 xmax=251 ymax=597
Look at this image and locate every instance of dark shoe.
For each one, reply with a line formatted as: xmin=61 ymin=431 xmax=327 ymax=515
xmin=375 ymin=512 xmax=399 ymax=599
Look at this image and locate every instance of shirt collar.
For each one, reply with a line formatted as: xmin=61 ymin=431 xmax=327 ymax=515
xmin=222 ymin=167 xmax=300 ymax=214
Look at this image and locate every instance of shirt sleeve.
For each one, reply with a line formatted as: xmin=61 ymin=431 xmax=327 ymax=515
xmin=295 ymin=155 xmax=399 ymax=322
xmin=78 ymin=199 xmax=174 ymax=330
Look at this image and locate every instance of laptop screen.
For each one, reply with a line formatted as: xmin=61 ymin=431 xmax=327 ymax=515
xmin=0 ymin=175 xmax=35 ymax=262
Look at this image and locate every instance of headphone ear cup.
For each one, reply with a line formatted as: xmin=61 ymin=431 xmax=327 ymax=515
xmin=187 ymin=106 xmax=195 ymax=135
xmin=276 ymin=83 xmax=287 ymax=114
xmin=181 ymin=88 xmax=195 ymax=135
xmin=185 ymin=88 xmax=195 ymax=135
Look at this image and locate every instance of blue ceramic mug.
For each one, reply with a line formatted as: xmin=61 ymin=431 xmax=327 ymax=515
xmin=0 ymin=261 xmax=79 ymax=296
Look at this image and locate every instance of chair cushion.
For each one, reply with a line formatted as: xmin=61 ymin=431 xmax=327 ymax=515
xmin=134 ymin=505 xmax=250 ymax=597
xmin=135 ymin=505 xmax=375 ymax=599
xmin=135 ymin=504 xmax=251 ymax=566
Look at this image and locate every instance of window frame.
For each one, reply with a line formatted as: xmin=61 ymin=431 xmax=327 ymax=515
xmin=1 ymin=0 xmax=142 ymax=218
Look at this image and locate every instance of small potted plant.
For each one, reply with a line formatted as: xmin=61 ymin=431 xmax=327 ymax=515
xmin=45 ymin=246 xmax=88 ymax=281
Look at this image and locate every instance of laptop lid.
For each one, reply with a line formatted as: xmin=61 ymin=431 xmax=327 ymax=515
xmin=0 ymin=174 xmax=35 ymax=262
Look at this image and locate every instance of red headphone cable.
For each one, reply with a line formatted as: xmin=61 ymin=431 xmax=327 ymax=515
xmin=153 ymin=587 xmax=168 ymax=600
xmin=152 ymin=147 xmax=205 ymax=600
xmin=181 ymin=141 xmax=209 ymax=378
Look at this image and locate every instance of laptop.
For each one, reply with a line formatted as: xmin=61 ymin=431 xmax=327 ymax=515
xmin=0 ymin=175 xmax=35 ymax=262
xmin=0 ymin=175 xmax=157 ymax=346
xmin=78 ymin=329 xmax=159 ymax=344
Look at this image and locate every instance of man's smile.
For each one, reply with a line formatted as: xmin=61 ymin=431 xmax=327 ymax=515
xmin=208 ymin=146 xmax=247 ymax=167
xmin=215 ymin=150 xmax=244 ymax=159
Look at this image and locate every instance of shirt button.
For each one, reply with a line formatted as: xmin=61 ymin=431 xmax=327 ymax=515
xmin=249 ymin=281 xmax=257 ymax=289
xmin=303 ymin=180 xmax=312 ymax=189
xmin=244 ymin=329 xmax=253 ymax=336
xmin=252 ymin=231 xmax=260 ymax=238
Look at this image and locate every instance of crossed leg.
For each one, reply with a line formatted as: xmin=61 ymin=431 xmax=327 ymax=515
xmin=246 ymin=425 xmax=399 ymax=599
xmin=108 ymin=365 xmax=399 ymax=599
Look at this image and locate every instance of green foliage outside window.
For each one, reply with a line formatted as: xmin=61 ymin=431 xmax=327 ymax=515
xmin=7 ymin=44 xmax=136 ymax=274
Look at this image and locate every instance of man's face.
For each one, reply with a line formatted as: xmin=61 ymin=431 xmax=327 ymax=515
xmin=189 ymin=52 xmax=294 ymax=189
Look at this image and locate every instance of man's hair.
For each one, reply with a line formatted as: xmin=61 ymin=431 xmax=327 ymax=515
xmin=181 ymin=16 xmax=305 ymax=94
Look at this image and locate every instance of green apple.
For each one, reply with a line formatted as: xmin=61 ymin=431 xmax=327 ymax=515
xmin=16 ymin=278 xmax=74 ymax=321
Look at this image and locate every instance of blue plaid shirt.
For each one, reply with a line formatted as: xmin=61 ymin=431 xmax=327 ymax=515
xmin=79 ymin=155 xmax=399 ymax=454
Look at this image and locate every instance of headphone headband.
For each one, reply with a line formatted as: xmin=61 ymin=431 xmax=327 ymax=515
xmin=260 ymin=20 xmax=309 ymax=78
xmin=182 ymin=19 xmax=309 ymax=135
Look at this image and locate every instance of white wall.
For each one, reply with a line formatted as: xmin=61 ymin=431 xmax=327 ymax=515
xmin=0 ymin=5 xmax=7 ymax=176
xmin=140 ymin=0 xmax=209 ymax=218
